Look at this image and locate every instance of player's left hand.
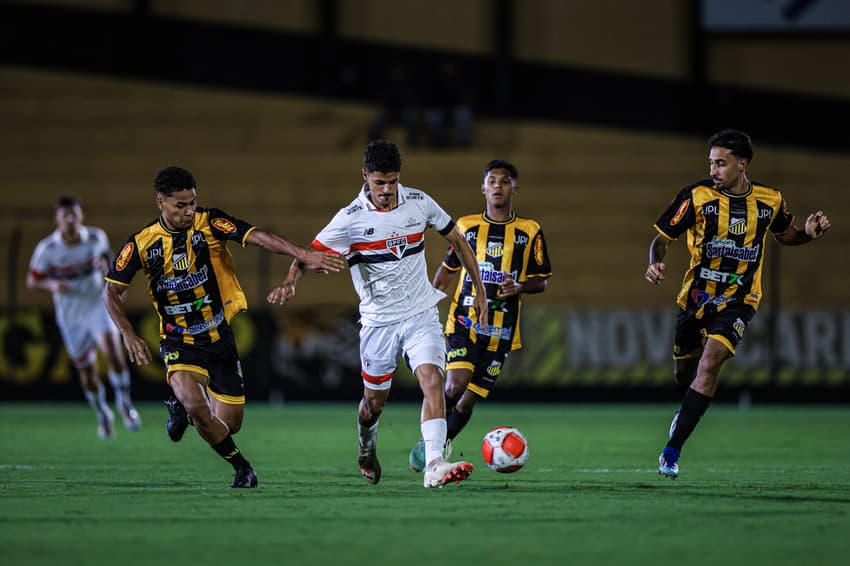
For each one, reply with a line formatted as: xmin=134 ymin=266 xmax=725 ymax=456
xmin=473 ymin=293 xmax=490 ymax=335
xmin=497 ymin=272 xmax=523 ymax=298
xmin=805 ymin=211 xmax=831 ymax=239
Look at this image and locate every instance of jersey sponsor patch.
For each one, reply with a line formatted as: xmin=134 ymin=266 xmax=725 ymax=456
xmin=116 ymin=242 xmax=134 ymax=271
xmin=670 ymin=199 xmax=690 ymax=226
xmin=533 ymin=234 xmax=544 ymax=265
xmin=211 ymin=218 xmax=236 ymax=233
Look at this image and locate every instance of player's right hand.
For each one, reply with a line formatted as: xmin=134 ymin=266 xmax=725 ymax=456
xmin=267 ymin=282 xmax=296 ymax=306
xmin=303 ymin=250 xmax=347 ymax=272
xmin=50 ymin=280 xmax=70 ymax=294
xmin=645 ymin=262 xmax=665 ymax=285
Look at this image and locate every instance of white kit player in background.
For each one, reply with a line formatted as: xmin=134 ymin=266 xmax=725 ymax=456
xmin=27 ymin=195 xmax=141 ymax=439
xmin=267 ymin=140 xmax=489 ymax=488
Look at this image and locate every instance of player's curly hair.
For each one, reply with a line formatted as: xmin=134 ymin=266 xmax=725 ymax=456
xmin=708 ymin=129 xmax=754 ymax=162
xmin=155 ymin=166 xmax=197 ymax=195
xmin=363 ymin=140 xmax=402 ymax=173
xmin=484 ymin=159 xmax=518 ymax=180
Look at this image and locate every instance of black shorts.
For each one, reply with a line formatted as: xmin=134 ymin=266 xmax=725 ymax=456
xmin=445 ymin=333 xmax=510 ymax=399
xmin=160 ymin=324 xmax=245 ymax=405
xmin=674 ymin=304 xmax=756 ymax=359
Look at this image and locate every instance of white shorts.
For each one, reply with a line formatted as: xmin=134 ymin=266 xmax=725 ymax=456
xmin=359 ymin=307 xmax=446 ymax=391
xmin=57 ymin=303 xmax=119 ymax=367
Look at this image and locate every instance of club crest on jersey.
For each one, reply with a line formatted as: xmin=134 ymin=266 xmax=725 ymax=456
xmin=116 ymin=242 xmax=134 ymax=271
xmin=211 ymin=217 xmax=237 ymax=234
xmin=670 ymin=199 xmax=690 ymax=226
xmin=487 ymin=242 xmax=504 ymax=258
xmin=729 ymin=217 xmax=747 ymax=235
xmin=386 ymin=236 xmax=408 ymax=259
xmin=172 ymin=252 xmax=191 ymax=271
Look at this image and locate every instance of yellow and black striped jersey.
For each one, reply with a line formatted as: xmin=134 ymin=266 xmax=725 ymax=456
xmin=105 ymin=207 xmax=256 ymax=345
xmin=443 ymin=212 xmax=552 ymax=352
xmin=654 ymin=179 xmax=794 ymax=318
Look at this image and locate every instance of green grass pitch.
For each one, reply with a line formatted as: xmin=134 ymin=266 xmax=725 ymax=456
xmin=1 ymin=402 xmax=848 ymax=566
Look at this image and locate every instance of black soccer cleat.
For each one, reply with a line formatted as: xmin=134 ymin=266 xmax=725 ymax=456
xmin=230 ymin=467 xmax=259 ymax=489
xmin=164 ymin=396 xmax=190 ymax=443
xmin=358 ymin=447 xmax=382 ymax=485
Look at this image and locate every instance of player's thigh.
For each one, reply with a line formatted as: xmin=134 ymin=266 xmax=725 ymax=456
xmin=703 ymin=305 xmax=755 ymax=356
xmin=401 ymin=307 xmax=446 ymax=375
xmin=467 ymin=349 xmax=510 ymax=400
xmin=359 ymin=323 xmax=402 ymax=391
xmin=169 ymin=370 xmax=211 ymax=410
xmin=58 ymin=320 xmax=97 ymax=365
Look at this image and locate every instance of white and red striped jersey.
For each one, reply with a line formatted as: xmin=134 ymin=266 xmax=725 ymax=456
xmin=312 ymin=184 xmax=455 ymax=326
xmin=29 ymin=226 xmax=112 ymax=326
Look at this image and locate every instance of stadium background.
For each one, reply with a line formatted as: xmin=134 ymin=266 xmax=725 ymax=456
xmin=1 ymin=0 xmax=848 ymax=404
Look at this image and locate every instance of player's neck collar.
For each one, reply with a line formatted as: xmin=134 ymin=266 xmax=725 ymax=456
xmin=722 ymin=178 xmax=752 ymax=198
xmin=483 ymin=211 xmax=515 ymax=224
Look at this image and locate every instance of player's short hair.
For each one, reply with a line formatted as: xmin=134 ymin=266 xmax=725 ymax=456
xmin=708 ymin=129 xmax=754 ymax=162
xmin=54 ymin=194 xmax=81 ymax=211
xmin=363 ymin=140 xmax=402 ymax=173
xmin=484 ymin=159 xmax=518 ymax=180
xmin=155 ymin=166 xmax=197 ymax=196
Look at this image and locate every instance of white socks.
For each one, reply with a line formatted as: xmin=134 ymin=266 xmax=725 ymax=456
xmin=108 ymin=369 xmax=132 ymax=408
xmin=421 ymin=418 xmax=448 ymax=467
xmin=83 ymin=384 xmax=110 ymax=415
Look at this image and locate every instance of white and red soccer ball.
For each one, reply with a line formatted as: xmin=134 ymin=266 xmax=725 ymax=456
xmin=481 ymin=426 xmax=529 ymax=473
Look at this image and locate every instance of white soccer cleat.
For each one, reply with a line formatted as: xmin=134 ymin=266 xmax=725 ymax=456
xmin=423 ymin=458 xmax=473 ymax=488
xmin=120 ymin=403 xmax=142 ymax=432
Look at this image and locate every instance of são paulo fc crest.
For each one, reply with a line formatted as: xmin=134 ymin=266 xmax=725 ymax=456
xmin=386 ymin=236 xmax=408 ymax=259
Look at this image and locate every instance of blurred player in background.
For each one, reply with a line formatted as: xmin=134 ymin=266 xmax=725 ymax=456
xmin=104 ymin=166 xmax=345 ymax=488
xmin=267 ymin=140 xmax=489 ymax=488
xmin=646 ymin=129 xmax=831 ymax=479
xmin=408 ymin=160 xmax=552 ymax=471
xmin=27 ymin=195 xmax=141 ymax=439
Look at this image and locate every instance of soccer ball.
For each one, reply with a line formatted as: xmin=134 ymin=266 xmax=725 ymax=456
xmin=481 ymin=426 xmax=529 ymax=473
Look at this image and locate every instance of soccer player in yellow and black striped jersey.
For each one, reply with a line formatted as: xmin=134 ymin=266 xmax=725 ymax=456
xmin=408 ymin=160 xmax=551 ymax=471
xmin=104 ymin=166 xmax=345 ymax=488
xmin=646 ymin=129 xmax=831 ymax=479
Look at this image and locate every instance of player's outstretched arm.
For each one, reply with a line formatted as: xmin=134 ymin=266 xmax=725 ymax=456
xmin=645 ymin=233 xmax=672 ymax=285
xmin=444 ymin=227 xmax=489 ymax=328
xmin=774 ymin=211 xmax=831 ymax=246
xmin=103 ymin=281 xmax=152 ymax=365
xmin=247 ymin=229 xmax=346 ymax=272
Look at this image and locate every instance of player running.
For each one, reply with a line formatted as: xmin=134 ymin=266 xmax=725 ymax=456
xmin=28 ymin=195 xmax=141 ymax=439
xmin=267 ymin=140 xmax=489 ymax=488
xmin=647 ymin=129 xmax=831 ymax=479
xmin=408 ymin=160 xmax=552 ymax=471
xmin=104 ymin=166 xmax=344 ymax=488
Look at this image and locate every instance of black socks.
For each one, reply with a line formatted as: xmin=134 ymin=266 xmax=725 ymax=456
xmin=667 ymin=388 xmax=712 ymax=451
xmin=212 ymin=435 xmax=251 ymax=470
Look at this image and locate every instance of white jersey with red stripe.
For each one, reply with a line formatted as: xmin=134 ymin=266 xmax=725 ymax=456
xmin=312 ymin=183 xmax=454 ymax=327
xmin=28 ymin=226 xmax=112 ymax=327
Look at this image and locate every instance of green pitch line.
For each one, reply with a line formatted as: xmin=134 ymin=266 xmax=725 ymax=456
xmin=1 ymin=402 xmax=848 ymax=566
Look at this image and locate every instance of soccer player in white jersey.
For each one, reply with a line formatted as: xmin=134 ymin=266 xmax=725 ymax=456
xmin=27 ymin=195 xmax=141 ymax=438
xmin=267 ymin=140 xmax=489 ymax=488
